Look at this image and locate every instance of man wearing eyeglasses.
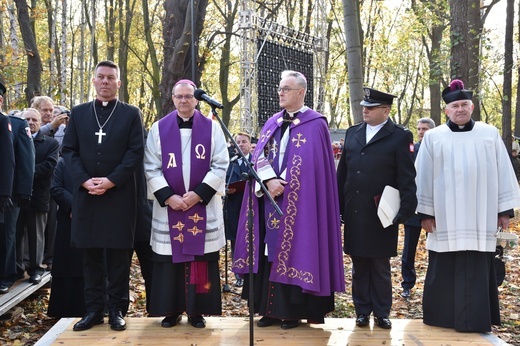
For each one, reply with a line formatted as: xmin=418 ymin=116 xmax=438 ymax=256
xmin=233 ymin=70 xmax=345 ymax=330
xmin=337 ymin=87 xmax=417 ymax=330
xmin=144 ymin=79 xmax=229 ymax=329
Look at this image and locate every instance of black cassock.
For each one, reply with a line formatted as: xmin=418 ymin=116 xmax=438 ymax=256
xmin=62 ymin=99 xmax=144 ymax=249
xmin=61 ymin=99 xmax=144 ymax=313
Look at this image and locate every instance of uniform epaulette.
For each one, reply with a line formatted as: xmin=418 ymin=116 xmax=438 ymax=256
xmin=395 ymin=124 xmax=410 ymax=132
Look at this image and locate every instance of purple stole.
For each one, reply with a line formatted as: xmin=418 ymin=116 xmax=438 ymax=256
xmin=159 ymin=110 xmax=212 ymax=263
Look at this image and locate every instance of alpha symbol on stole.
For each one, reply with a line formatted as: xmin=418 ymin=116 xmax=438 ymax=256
xmin=167 ymin=153 xmax=177 ymax=168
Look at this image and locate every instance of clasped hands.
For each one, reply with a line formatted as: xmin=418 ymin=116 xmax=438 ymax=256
xmin=266 ymin=178 xmax=288 ymax=199
xmin=82 ymin=177 xmax=115 ymax=195
xmin=166 ymin=191 xmax=201 ymax=212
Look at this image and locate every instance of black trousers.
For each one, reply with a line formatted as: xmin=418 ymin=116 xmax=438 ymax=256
xmin=351 ymin=256 xmax=392 ymax=318
xmin=82 ymin=248 xmax=132 ymax=314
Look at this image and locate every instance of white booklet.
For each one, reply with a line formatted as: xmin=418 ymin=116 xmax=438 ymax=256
xmin=377 ymin=185 xmax=400 ymax=228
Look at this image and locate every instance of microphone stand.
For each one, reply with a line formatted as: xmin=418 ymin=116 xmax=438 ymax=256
xmin=209 ymin=106 xmax=282 ymax=346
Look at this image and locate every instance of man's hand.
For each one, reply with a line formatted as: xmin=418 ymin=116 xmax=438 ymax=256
xmin=82 ymin=177 xmax=114 ymax=195
xmin=498 ymin=214 xmax=511 ymax=230
xmin=182 ymin=191 xmax=202 ymax=211
xmin=0 ymin=196 xmax=13 ymax=212
xmin=266 ymin=178 xmax=288 ymax=199
xmin=165 ymin=195 xmax=188 ymax=211
xmin=421 ymin=218 xmax=436 ymax=233
xmin=50 ymin=114 xmax=69 ymax=129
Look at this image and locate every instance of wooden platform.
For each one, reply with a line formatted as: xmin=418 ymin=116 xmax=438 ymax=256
xmin=35 ymin=316 xmax=509 ymax=346
xmin=0 ymin=272 xmax=51 ymax=317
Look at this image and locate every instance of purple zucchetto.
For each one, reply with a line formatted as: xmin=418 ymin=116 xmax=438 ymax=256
xmin=442 ymin=79 xmax=473 ymax=104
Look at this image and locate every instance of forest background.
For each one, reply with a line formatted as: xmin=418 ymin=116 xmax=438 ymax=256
xmin=0 ymin=0 xmax=518 ymax=146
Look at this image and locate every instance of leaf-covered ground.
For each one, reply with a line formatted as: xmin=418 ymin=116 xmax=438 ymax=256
xmin=1 ymin=221 xmax=519 ymax=345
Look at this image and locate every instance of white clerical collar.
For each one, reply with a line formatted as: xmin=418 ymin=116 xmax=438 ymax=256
xmin=286 ymin=105 xmax=308 ymax=118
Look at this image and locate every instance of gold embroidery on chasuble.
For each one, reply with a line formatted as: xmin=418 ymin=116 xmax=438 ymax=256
xmin=267 ymin=211 xmax=281 ymax=230
xmin=233 ymin=204 xmax=256 ymax=270
xmin=275 ymin=154 xmax=314 ymax=284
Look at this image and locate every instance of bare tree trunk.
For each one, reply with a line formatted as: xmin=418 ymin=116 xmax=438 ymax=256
xmin=502 ymin=0 xmax=514 ymax=151
xmin=118 ymin=0 xmax=136 ymax=103
xmin=412 ymin=0 xmax=448 ymax=126
xmin=14 ymin=0 xmax=43 ymax=105
xmin=106 ymin=0 xmax=116 ymax=61
xmin=515 ymin=1 xmax=520 ymax=139
xmin=342 ymin=0 xmax=364 ymax=123
xmin=44 ymin=0 xmax=56 ymax=96
xmin=142 ymin=0 xmax=161 ymax=117
xmin=449 ymin=0 xmax=482 ymax=120
xmin=60 ymin=0 xmax=68 ymax=104
xmin=160 ymin=0 xmax=208 ymax=116
xmin=208 ymin=0 xmax=240 ymax=127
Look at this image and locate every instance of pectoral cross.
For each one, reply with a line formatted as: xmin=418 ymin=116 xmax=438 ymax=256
xmin=95 ymin=128 xmax=106 ymax=144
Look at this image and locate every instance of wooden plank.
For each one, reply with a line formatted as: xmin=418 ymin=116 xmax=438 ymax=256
xmin=0 ymin=272 xmax=51 ymax=316
xmin=38 ymin=316 xmax=508 ymax=346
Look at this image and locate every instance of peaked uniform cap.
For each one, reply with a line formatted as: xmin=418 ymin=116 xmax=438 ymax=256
xmin=360 ymin=87 xmax=397 ymax=106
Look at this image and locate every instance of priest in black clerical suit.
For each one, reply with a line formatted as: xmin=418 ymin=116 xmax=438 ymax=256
xmin=61 ymin=60 xmax=144 ymax=332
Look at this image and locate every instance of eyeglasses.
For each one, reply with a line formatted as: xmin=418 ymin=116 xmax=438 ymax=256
xmin=363 ymin=106 xmax=388 ymax=111
xmin=173 ymin=94 xmax=194 ymax=100
xmin=277 ymin=87 xmax=301 ymax=94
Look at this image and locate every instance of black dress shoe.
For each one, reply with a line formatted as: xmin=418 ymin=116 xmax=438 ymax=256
xmin=188 ymin=315 xmax=206 ymax=328
xmin=0 ymin=284 xmax=9 ymax=294
xmin=161 ymin=313 xmax=182 ymax=328
xmin=235 ymin=278 xmax=244 ymax=287
xmin=281 ymin=319 xmax=301 ymax=330
xmin=355 ymin=314 xmax=370 ymax=327
xmin=108 ymin=310 xmax=126 ymax=331
xmin=401 ymin=288 xmax=411 ymax=299
xmin=73 ymin=312 xmax=104 ymax=331
xmin=29 ymin=274 xmax=41 ymax=284
xmin=374 ymin=316 xmax=392 ymax=329
xmin=257 ymin=316 xmax=280 ymax=327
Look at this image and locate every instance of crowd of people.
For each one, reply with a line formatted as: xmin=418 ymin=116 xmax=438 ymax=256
xmin=1 ymin=63 xmax=519 ymax=336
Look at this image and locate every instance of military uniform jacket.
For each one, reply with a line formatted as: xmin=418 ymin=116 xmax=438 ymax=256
xmin=337 ymin=119 xmax=417 ymax=257
xmin=62 ymin=100 xmax=144 ymax=249
xmin=0 ymin=115 xmax=14 ymax=199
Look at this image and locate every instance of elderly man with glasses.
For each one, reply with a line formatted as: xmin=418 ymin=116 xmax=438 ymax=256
xmin=144 ymin=79 xmax=229 ymax=329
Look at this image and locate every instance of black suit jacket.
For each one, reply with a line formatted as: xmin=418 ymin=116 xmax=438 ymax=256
xmin=337 ymin=119 xmax=417 ymax=257
xmin=62 ymin=100 xmax=144 ymax=249
xmin=26 ymin=131 xmax=59 ymax=211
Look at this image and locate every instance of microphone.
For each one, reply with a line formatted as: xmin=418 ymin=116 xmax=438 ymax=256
xmin=194 ymin=89 xmax=224 ymax=109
